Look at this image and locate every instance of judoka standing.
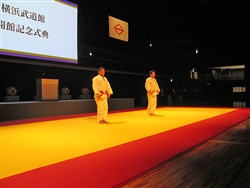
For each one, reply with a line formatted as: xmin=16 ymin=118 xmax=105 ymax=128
xmin=145 ymin=70 xmax=160 ymax=115
xmin=92 ymin=67 xmax=113 ymax=124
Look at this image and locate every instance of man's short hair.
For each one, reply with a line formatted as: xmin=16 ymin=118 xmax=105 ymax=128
xmin=149 ymin=70 xmax=155 ymax=75
xmin=97 ymin=67 xmax=105 ymax=72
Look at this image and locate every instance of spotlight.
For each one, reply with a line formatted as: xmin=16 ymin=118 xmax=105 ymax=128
xmin=59 ymin=87 xmax=71 ymax=100
xmin=81 ymin=87 xmax=89 ymax=95
xmin=61 ymin=87 xmax=70 ymax=95
xmin=4 ymin=86 xmax=20 ymax=102
xmin=6 ymin=86 xmax=17 ymax=96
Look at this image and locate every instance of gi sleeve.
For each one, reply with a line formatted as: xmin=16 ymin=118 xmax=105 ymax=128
xmin=106 ymin=78 xmax=113 ymax=95
xmin=92 ymin=76 xmax=100 ymax=95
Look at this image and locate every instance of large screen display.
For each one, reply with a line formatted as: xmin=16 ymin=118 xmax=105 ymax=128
xmin=0 ymin=0 xmax=78 ymax=64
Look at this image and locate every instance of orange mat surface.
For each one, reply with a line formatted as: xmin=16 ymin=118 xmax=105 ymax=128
xmin=0 ymin=107 xmax=239 ymax=179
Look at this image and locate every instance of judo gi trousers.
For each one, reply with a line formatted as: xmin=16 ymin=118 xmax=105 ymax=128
xmin=147 ymin=94 xmax=157 ymax=114
xmin=94 ymin=96 xmax=108 ymax=121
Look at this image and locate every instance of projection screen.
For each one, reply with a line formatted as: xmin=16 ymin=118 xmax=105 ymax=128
xmin=0 ymin=0 xmax=78 ymax=64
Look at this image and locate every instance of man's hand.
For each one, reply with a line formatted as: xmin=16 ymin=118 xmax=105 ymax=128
xmin=97 ymin=91 xmax=105 ymax=98
xmin=148 ymin=90 xmax=154 ymax=94
xmin=106 ymin=92 xmax=111 ymax=99
xmin=96 ymin=93 xmax=103 ymax=98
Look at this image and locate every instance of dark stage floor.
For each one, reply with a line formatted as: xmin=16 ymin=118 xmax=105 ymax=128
xmin=122 ymin=118 xmax=250 ymax=188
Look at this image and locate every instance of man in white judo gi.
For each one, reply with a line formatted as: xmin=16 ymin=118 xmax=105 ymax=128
xmin=145 ymin=70 xmax=160 ymax=115
xmin=92 ymin=67 xmax=113 ymax=124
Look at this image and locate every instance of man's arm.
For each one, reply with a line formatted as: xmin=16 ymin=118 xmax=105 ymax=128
xmin=105 ymin=78 xmax=113 ymax=98
xmin=145 ymin=78 xmax=153 ymax=94
xmin=92 ymin=77 xmax=102 ymax=97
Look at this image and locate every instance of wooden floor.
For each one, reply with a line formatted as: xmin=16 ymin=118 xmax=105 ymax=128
xmin=122 ymin=118 xmax=250 ymax=188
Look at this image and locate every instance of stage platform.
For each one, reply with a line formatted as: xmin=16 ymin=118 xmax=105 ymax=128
xmin=0 ymin=98 xmax=134 ymax=122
